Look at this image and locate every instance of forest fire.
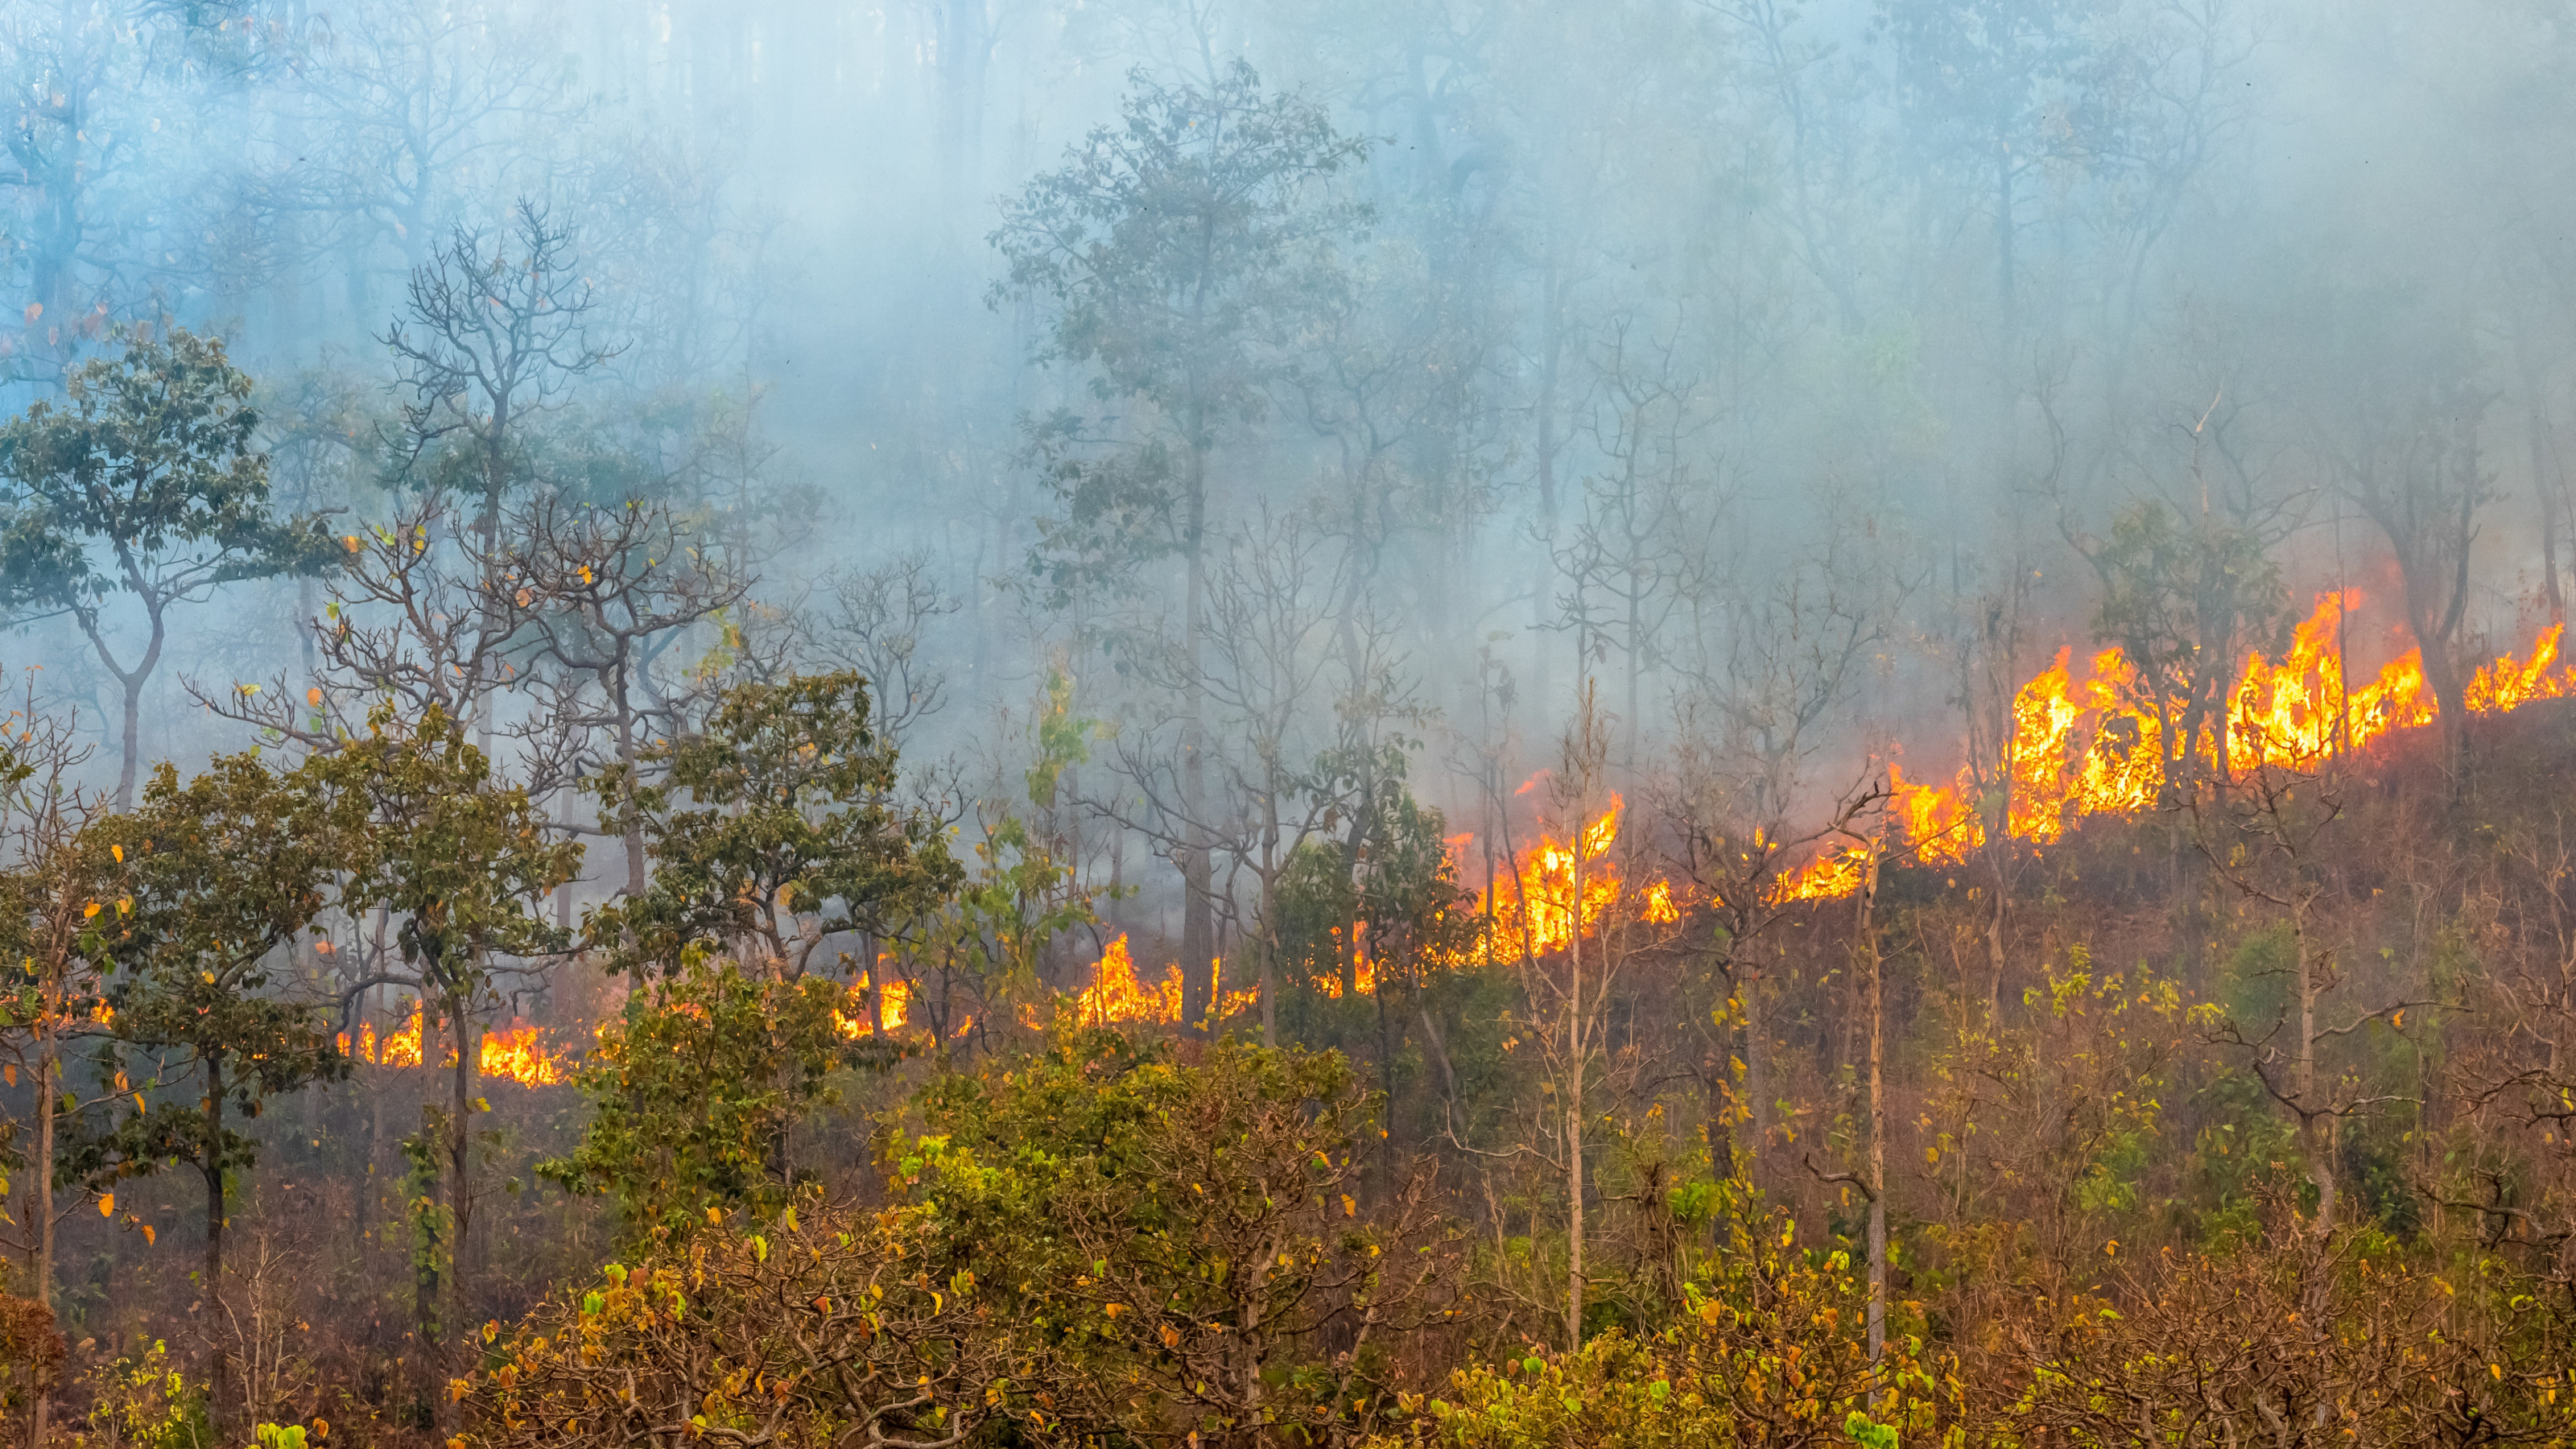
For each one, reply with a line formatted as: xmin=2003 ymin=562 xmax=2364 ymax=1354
xmin=338 ymin=1003 xmax=571 ymax=1088
xmin=1426 ymin=594 xmax=2576 ymax=963
xmin=1047 ymin=935 xmax=1259 ymax=1026
xmin=1070 ymin=935 xmax=1187 ymax=1024
xmin=1886 ymin=592 xmax=2569 ymax=868
xmin=833 ymin=973 xmax=912 ymax=1037
xmin=1456 ymin=794 xmax=1679 ymax=966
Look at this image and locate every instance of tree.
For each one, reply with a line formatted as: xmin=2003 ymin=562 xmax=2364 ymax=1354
xmin=305 ymin=704 xmax=580 ymax=1409
xmin=0 ymin=2 xmax=254 ymax=375
xmin=0 ymin=675 xmax=118 ymax=1449
xmin=1876 ymin=0 xmax=2099 ymax=353
xmin=286 ymin=0 xmax=583 ymax=273
xmin=380 ymin=199 xmax=620 ymax=730
xmin=70 ymin=749 xmax=351 ymax=1435
xmin=497 ymin=490 xmax=752 ymax=898
xmin=2189 ymin=758 xmax=2426 ymax=1241
xmin=588 ymin=671 xmax=958 ymax=980
xmin=993 ymin=59 xmax=1369 ymax=1030
xmin=0 ymin=328 xmax=336 ymax=804
xmin=902 ymin=1028 xmax=1456 ymax=1449
xmin=537 ymin=959 xmax=900 ymax=1246
xmin=2076 ymin=497 xmax=2289 ymax=799
xmin=1270 ymin=766 xmax=1476 ymax=1173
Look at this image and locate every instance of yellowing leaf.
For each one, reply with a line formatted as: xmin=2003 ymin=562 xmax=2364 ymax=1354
xmin=97 ymin=1194 xmax=112 ymax=1216
xmin=140 ymin=1224 xmax=155 ymax=1245
xmin=82 ymin=902 xmax=100 ymax=919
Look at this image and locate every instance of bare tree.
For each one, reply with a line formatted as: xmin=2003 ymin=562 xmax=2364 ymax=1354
xmin=2192 ymin=756 xmax=2430 ymax=1241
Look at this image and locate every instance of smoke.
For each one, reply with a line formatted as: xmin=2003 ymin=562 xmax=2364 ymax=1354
xmin=0 ymin=0 xmax=2565 ymax=952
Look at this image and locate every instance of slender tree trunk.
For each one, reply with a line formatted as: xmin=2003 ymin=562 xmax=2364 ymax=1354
xmin=28 ymin=1028 xmax=55 ymax=1449
xmin=2516 ymin=321 xmax=2565 ymax=622
xmin=1258 ymin=868 xmax=1278 ymax=1049
xmin=1994 ymin=138 xmax=2017 ymax=355
xmin=2295 ymin=902 xmax=2335 ymax=1236
xmin=203 ymin=1051 xmax=230 ymax=1438
xmin=118 ymin=674 xmax=144 ymax=811
xmin=1859 ymin=836 xmax=1886 ymax=1368
xmin=1180 ymin=442 xmax=1216 ymax=1032
xmin=1564 ymin=820 xmax=1586 ymax=1351
xmin=448 ymin=987 xmax=478 ymax=1335
xmin=415 ymin=1100 xmax=444 ymax=1435
xmin=616 ymin=661 xmax=646 ymax=902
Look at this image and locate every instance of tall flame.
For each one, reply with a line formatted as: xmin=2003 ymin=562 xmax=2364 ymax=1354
xmin=1459 ymin=794 xmax=1676 ymax=964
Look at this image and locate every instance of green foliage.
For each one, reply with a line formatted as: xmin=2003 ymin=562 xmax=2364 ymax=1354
xmin=309 ymin=702 xmax=580 ymax=998
xmin=1276 ymin=778 xmax=1475 ymax=1003
xmin=80 ymin=1340 xmax=211 ymax=1449
xmin=992 ymin=60 xmax=1370 ymax=601
xmin=0 ymin=328 xmax=336 ymax=625
xmin=2087 ymin=499 xmax=2289 ymax=778
xmin=1394 ymin=1193 xmax=1958 ymax=1449
xmin=65 ymin=749 xmax=349 ymax=1220
xmin=399 ymin=1119 xmax=449 ymax=1344
xmin=538 ymin=956 xmax=899 ymax=1245
xmin=899 ymin=1028 xmax=1451 ymax=1446
xmin=587 ymin=671 xmax=957 ymax=977
xmin=1026 ymin=665 xmax=1094 ymax=810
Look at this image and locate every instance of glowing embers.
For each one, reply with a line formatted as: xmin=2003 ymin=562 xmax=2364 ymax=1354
xmin=337 ymin=1000 xmax=570 ymax=1087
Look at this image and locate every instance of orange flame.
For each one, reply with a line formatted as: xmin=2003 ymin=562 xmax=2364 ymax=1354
xmin=832 ymin=972 xmax=911 ymax=1037
xmin=477 ymin=1023 xmax=565 ymax=1087
xmin=1877 ymin=592 xmax=2563 ymax=874
xmin=337 ymin=1001 xmax=569 ymax=1087
xmin=1038 ymin=935 xmax=1257 ymax=1026
xmin=1461 ymin=794 xmax=1678 ymax=963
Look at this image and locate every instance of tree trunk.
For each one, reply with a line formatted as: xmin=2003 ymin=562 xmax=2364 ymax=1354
xmin=448 ymin=989 xmax=478 ymax=1336
xmin=1564 ymin=829 xmax=1586 ymax=1351
xmin=1180 ymin=441 xmax=1216 ymax=1033
xmin=2295 ymin=903 xmax=2336 ymax=1236
xmin=28 ymin=1030 xmax=55 ymax=1449
xmin=617 ymin=660 xmax=646 ymax=902
xmin=203 ymin=1051 xmax=230 ymax=1439
xmin=1860 ymin=837 xmax=1886 ymax=1368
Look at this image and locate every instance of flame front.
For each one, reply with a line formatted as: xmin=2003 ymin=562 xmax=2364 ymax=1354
xmin=1885 ymin=592 xmax=2556 ymax=869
